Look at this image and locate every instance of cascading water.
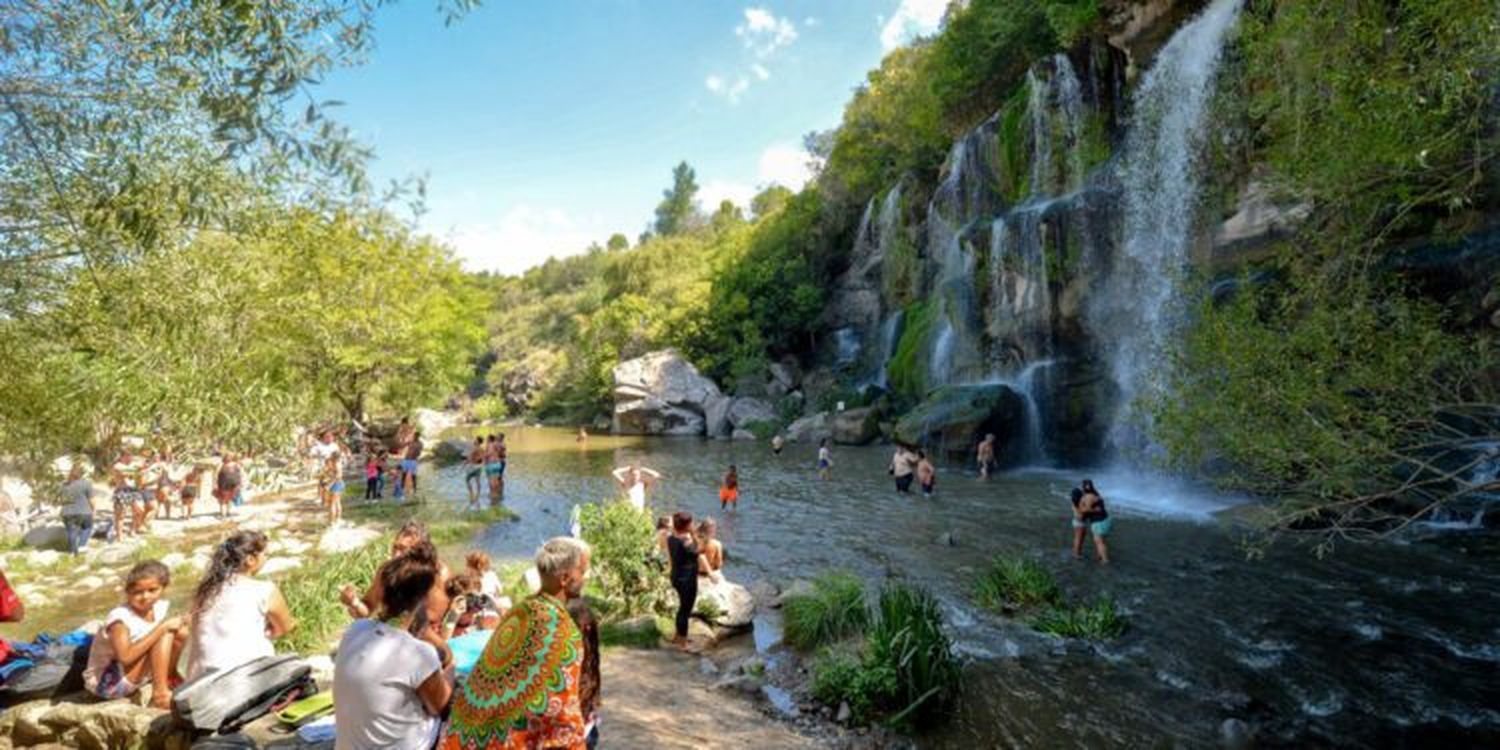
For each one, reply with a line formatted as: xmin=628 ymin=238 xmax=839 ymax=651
xmin=1027 ymin=53 xmax=1088 ymax=197
xmin=1096 ymin=0 xmax=1244 ymax=455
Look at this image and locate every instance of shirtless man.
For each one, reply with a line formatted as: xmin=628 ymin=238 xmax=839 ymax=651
xmin=976 ymin=434 xmax=997 ymax=479
xmin=464 ymin=436 xmax=486 ymax=507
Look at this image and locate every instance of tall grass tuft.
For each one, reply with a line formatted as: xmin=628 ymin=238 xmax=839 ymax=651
xmin=277 ymin=537 xmax=391 ymax=653
xmin=974 ymin=555 xmax=1061 ymax=611
xmin=865 ymin=583 xmax=962 ymax=730
xmin=1031 ymin=596 xmax=1129 ymax=640
xmin=782 ymin=572 xmax=870 ymax=651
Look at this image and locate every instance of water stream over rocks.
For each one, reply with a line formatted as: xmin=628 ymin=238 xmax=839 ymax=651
xmin=433 ymin=428 xmax=1500 ymax=748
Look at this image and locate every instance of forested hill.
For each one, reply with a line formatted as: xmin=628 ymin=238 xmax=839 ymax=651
xmin=475 ymin=0 xmax=1499 ymax=540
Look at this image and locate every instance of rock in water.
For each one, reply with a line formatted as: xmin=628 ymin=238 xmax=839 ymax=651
xmin=936 ymin=532 xmax=957 ymax=547
xmin=784 ymin=412 xmax=832 ymax=443
xmin=704 ymin=393 xmax=733 ymax=438
xmin=414 ymin=408 xmax=459 ymax=441
xmin=698 ymin=577 xmax=757 ymax=629
xmin=893 ymin=384 xmax=1026 ymax=458
xmin=433 ymin=438 xmax=472 ymax=463
xmin=832 ymin=406 xmax=882 ymax=445
xmin=612 ymin=350 xmax=722 ymax=436
xmin=836 ymin=701 xmax=852 ymax=724
xmin=727 ymin=397 xmax=778 ymax=432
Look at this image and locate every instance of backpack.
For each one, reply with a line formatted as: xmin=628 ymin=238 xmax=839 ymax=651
xmin=0 ymin=638 xmax=89 ymax=706
xmin=172 ymin=655 xmax=315 ymax=734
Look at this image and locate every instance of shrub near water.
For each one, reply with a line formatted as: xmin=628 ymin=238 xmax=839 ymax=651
xmin=1031 ymin=597 xmax=1128 ymax=640
xmin=578 ymin=500 xmax=671 ymax=618
xmin=278 ymin=538 xmax=390 ymax=654
xmin=782 ymin=572 xmax=870 ymax=651
xmin=974 ymin=555 xmax=1062 ymax=610
xmin=807 ymin=583 xmax=962 ymax=730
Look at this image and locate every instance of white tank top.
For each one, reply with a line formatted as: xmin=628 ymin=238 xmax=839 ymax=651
xmin=188 ymin=574 xmax=277 ymax=678
xmin=626 ymin=481 xmax=646 ymax=511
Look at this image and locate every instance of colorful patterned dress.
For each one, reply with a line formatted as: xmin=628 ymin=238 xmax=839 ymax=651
xmin=441 ymin=593 xmax=586 ymax=750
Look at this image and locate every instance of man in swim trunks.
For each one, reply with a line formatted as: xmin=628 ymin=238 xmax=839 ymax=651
xmin=464 ymin=436 xmax=486 ymax=507
xmin=976 ymin=434 xmax=997 ymax=479
xmin=400 ymin=430 xmax=423 ymax=500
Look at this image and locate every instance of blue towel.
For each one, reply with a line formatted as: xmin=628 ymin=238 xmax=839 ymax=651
xmin=448 ymin=629 xmax=493 ymax=677
xmin=0 ymin=658 xmax=35 ymax=682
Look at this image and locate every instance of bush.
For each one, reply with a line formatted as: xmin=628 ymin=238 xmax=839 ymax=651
xmin=865 ymin=584 xmax=963 ymax=730
xmin=279 ymin=537 xmax=390 ymax=654
xmin=470 ymin=394 xmax=508 ymax=422
xmin=782 ymin=572 xmax=870 ymax=651
xmin=807 ymin=583 xmax=962 ymax=730
xmin=974 ymin=555 xmax=1062 ymax=610
xmin=1031 ymin=597 xmax=1128 ymax=640
xmin=578 ymin=500 xmax=671 ymax=618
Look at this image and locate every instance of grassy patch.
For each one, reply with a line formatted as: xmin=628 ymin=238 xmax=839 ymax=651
xmin=693 ymin=595 xmax=725 ymax=624
xmin=807 ymin=583 xmax=962 ymax=731
xmin=885 ymin=301 xmax=934 ymax=403
xmin=1031 ymin=597 xmax=1128 ymax=640
xmin=782 ymin=572 xmax=869 ymax=651
xmin=974 ymin=555 xmax=1062 ymax=611
xmin=278 ymin=539 xmax=390 ymax=654
xmin=598 ymin=618 xmax=666 ymax=650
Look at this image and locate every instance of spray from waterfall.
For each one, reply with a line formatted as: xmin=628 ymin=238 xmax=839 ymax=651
xmin=1100 ymin=0 xmax=1244 ymax=455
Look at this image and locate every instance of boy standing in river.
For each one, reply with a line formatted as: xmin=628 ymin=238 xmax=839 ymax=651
xmin=818 ymin=439 xmax=833 ymax=481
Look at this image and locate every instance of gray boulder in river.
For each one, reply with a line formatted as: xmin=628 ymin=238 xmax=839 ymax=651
xmin=612 ymin=350 xmax=723 ymax=436
xmin=894 ymin=384 xmax=1026 ymax=459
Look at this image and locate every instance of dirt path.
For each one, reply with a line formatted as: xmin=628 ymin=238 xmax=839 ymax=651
xmin=599 ymin=647 xmax=821 ymax=749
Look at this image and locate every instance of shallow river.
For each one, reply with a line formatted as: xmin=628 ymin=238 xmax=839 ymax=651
xmin=426 ymin=428 xmax=1499 ymax=748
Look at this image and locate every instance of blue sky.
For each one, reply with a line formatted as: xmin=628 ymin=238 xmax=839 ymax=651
xmin=321 ymin=0 xmax=947 ymax=275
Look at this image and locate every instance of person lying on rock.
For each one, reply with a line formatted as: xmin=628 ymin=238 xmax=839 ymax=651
xmin=82 ymin=560 xmax=190 ymax=709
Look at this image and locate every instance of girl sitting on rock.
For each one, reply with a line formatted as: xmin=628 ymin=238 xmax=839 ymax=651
xmin=82 ymin=560 xmax=189 ymax=709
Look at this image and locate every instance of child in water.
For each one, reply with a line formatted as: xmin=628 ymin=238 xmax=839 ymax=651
xmin=917 ymin=451 xmax=936 ymax=498
xmin=720 ymin=465 xmax=739 ymax=510
xmin=818 ymin=439 xmax=833 ymax=481
xmin=82 ymin=561 xmax=189 ymax=709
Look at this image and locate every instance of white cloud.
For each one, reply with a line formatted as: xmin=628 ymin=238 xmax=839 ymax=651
xmin=804 ymin=16 xmax=819 ymax=27
xmin=699 ymin=179 xmax=758 ymax=212
xmin=441 ymin=204 xmax=609 ymax=275
xmin=880 ymin=0 xmax=946 ymax=51
xmin=757 ymin=142 xmax=815 ymax=189
xmin=705 ymin=74 xmax=724 ymax=93
xmin=736 ymin=7 xmax=797 ymax=57
xmin=750 ymin=63 xmax=770 ymax=81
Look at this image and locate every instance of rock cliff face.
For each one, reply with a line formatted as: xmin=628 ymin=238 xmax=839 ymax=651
xmin=612 ymin=350 xmax=723 ymax=436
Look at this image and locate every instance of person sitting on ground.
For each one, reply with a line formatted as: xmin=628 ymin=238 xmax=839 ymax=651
xmin=695 ymin=518 xmax=724 ymax=583
xmin=335 ymin=544 xmax=454 ymax=750
xmin=1073 ymin=479 xmax=1112 ymax=564
xmin=60 ymin=463 xmax=96 ymax=556
xmin=441 ymin=537 xmax=591 ymax=750
xmin=465 ymin=551 xmax=510 ymax=610
xmin=341 ymin=521 xmax=452 ymax=640
xmin=444 ymin=572 xmax=502 ymax=638
xmin=187 ymin=531 xmax=295 ymax=679
xmin=213 ymin=452 xmax=242 ymax=519
xmin=611 ymin=463 xmax=660 ymax=511
xmin=917 ymin=451 xmax=937 ymax=498
xmin=565 ymin=595 xmax=601 ymax=749
xmin=719 ymin=465 xmax=739 ymax=510
xmin=666 ymin=512 xmax=699 ymax=650
xmin=82 ymin=560 xmax=189 ymax=709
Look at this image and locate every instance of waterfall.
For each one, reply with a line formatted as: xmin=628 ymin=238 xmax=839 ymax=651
xmin=1027 ymin=54 xmax=1088 ymax=197
xmin=871 ymin=310 xmax=903 ymax=389
xmin=1099 ymin=0 xmax=1244 ymax=454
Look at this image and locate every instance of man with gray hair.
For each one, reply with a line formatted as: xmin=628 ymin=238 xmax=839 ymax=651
xmin=442 ymin=537 xmax=592 ymax=749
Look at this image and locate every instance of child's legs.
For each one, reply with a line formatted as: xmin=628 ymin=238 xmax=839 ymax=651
xmin=147 ymin=635 xmax=176 ymax=706
xmin=1091 ymin=532 xmax=1110 ymax=562
xmin=331 ymin=495 xmax=342 ymax=521
xmin=1071 ymin=523 xmax=1086 ymax=557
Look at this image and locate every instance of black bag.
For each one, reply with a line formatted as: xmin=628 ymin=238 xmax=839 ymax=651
xmin=172 ymin=655 xmax=315 ymax=734
xmin=0 ymin=640 xmax=89 ymax=706
xmin=190 ymin=733 xmax=258 ymax=749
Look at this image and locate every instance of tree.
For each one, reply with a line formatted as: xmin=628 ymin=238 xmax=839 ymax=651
xmin=710 ymin=199 xmax=745 ymax=232
xmin=652 ymin=161 xmax=701 ymax=236
xmin=606 ymin=233 xmax=630 ymax=252
xmin=751 ymin=185 xmax=795 ymax=218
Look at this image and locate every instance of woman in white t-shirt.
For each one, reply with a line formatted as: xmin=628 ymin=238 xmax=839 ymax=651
xmin=334 ymin=551 xmax=454 ymax=750
xmin=187 ymin=531 xmax=295 ymax=679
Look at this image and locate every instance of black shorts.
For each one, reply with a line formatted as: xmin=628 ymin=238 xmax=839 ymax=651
xmin=895 ymin=474 xmax=915 ymax=493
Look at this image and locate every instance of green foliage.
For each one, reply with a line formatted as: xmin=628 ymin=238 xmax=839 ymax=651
xmin=1241 ymin=0 xmax=1498 ymax=250
xmin=279 ymin=538 xmax=390 ymax=654
xmin=653 ymin=161 xmax=702 ymax=237
xmin=598 ymin=618 xmax=665 ymax=649
xmin=578 ymin=501 xmax=671 ymax=618
xmin=470 ymin=394 xmax=509 ymax=422
xmin=974 ymin=556 xmax=1063 ymax=610
xmin=886 ymin=302 xmax=935 ymax=401
xmin=693 ymin=596 xmax=725 ymax=624
xmin=807 ymin=584 xmax=962 ymax=730
xmin=782 ymin=572 xmax=870 ymax=651
xmin=1031 ymin=597 xmax=1128 ymax=640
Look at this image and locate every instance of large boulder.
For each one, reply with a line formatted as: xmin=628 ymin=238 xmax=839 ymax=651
xmin=22 ymin=523 xmax=66 ymax=551
xmin=698 ymin=577 xmax=756 ymax=629
xmin=433 ymin=438 xmax=472 ymax=463
xmin=832 ymin=406 xmax=882 ymax=446
xmin=704 ymin=394 xmax=733 ymax=439
xmin=414 ymin=408 xmax=459 ymax=440
xmin=612 ymin=350 xmax=722 ymax=436
xmin=894 ymin=384 xmax=1027 ymax=460
xmin=784 ymin=412 xmax=832 ymax=443
xmin=727 ymin=398 xmax=778 ymax=431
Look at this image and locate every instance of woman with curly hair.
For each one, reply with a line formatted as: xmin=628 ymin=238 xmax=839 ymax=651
xmin=186 ymin=531 xmax=295 ymax=678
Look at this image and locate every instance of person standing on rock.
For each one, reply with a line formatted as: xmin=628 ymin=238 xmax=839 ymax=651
xmin=889 ymin=444 xmax=918 ymax=493
xmin=977 ymin=434 xmax=997 ymax=479
xmin=666 ymin=512 xmax=700 ymax=650
xmin=817 ymin=439 xmax=833 ymax=481
xmin=612 ymin=463 xmax=660 ymax=511
xmin=441 ymin=537 xmax=590 ymax=750
xmin=60 ymin=462 xmax=96 ymax=555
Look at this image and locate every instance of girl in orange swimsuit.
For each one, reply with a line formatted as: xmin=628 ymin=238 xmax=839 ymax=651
xmin=718 ymin=465 xmax=739 ymax=510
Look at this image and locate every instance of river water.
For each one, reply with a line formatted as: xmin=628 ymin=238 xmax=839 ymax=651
xmin=429 ymin=428 xmax=1499 ymax=748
